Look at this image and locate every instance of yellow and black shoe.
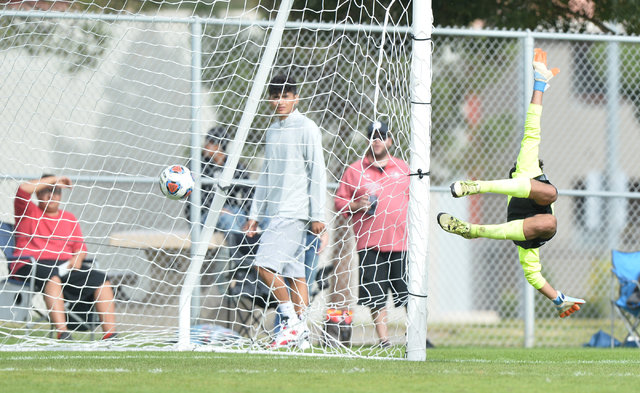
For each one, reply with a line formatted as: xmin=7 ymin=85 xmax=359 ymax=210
xmin=437 ymin=213 xmax=473 ymax=239
xmin=450 ymin=181 xmax=481 ymax=198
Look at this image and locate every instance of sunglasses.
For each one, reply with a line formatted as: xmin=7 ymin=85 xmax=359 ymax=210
xmin=37 ymin=188 xmax=62 ymax=198
xmin=370 ymin=131 xmax=390 ymax=141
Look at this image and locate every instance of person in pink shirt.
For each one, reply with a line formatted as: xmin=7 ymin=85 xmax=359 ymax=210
xmin=13 ymin=174 xmax=117 ymax=340
xmin=334 ymin=121 xmax=409 ymax=347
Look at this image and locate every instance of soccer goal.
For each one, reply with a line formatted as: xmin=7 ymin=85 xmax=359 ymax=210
xmin=0 ymin=1 xmax=431 ymax=360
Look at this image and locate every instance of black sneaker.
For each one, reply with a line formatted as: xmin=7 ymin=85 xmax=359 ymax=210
xmin=57 ymin=331 xmax=73 ymax=340
xmin=102 ymin=332 xmax=118 ymax=340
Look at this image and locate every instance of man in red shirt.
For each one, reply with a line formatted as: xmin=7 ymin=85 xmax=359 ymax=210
xmin=334 ymin=121 xmax=409 ymax=347
xmin=13 ymin=174 xmax=117 ymax=340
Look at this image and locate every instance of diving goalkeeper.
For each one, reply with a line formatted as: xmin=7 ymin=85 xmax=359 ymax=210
xmin=437 ymin=48 xmax=585 ymax=318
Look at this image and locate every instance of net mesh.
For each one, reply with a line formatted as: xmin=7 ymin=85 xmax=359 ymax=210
xmin=0 ymin=2 xmax=415 ymax=356
xmin=2 ymin=2 xmax=640 ymax=353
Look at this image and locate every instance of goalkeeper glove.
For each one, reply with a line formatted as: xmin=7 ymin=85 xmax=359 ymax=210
xmin=533 ymin=48 xmax=560 ymax=92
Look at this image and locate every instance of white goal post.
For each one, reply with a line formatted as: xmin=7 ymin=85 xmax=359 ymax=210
xmin=0 ymin=1 xmax=431 ymax=359
xmin=406 ymin=0 xmax=432 ymax=362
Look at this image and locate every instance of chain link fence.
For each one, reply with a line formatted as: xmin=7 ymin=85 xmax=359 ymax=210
xmin=429 ymin=33 xmax=640 ymax=346
xmin=1 ymin=11 xmax=639 ymax=348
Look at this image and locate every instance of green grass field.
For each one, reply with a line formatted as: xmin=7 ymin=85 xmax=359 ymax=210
xmin=1 ymin=348 xmax=639 ymax=393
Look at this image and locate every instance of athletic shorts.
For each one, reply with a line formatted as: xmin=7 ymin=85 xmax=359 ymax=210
xmin=253 ymin=217 xmax=306 ymax=278
xmin=507 ymin=176 xmax=556 ymax=249
xmin=357 ymin=249 xmax=408 ymax=310
xmin=14 ymin=259 xmax=109 ymax=303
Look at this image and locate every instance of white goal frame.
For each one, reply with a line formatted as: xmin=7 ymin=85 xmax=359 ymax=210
xmin=0 ymin=2 xmax=432 ymax=359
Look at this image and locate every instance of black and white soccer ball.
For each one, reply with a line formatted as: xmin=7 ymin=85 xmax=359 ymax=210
xmin=158 ymin=165 xmax=194 ymax=200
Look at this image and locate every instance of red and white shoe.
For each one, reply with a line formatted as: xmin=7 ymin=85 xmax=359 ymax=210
xmin=270 ymin=318 xmax=309 ymax=349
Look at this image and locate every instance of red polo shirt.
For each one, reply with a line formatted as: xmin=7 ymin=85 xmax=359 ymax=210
xmin=12 ymin=187 xmax=86 ymax=272
xmin=334 ymin=155 xmax=410 ymax=252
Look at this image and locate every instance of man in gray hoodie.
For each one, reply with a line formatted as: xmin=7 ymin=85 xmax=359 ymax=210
xmin=243 ymin=73 xmax=327 ymax=349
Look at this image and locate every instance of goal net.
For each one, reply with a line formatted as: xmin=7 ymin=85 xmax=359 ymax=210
xmin=0 ymin=1 xmax=428 ymax=358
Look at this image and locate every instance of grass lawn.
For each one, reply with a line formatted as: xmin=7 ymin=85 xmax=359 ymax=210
xmin=1 ymin=348 xmax=638 ymax=393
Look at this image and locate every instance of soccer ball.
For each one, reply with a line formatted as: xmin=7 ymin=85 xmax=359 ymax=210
xmin=158 ymin=165 xmax=194 ymax=200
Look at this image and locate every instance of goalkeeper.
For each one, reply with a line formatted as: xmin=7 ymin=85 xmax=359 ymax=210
xmin=437 ymin=48 xmax=585 ymax=318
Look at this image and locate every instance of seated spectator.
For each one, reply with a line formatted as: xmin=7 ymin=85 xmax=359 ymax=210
xmin=186 ymin=126 xmax=253 ymax=247
xmin=12 ymin=174 xmax=117 ymax=340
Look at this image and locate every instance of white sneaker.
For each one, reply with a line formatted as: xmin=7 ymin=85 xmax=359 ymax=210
xmin=270 ymin=318 xmax=309 ymax=349
xmin=270 ymin=322 xmax=298 ymax=349
xmin=297 ymin=337 xmax=311 ymax=350
xmin=291 ymin=317 xmax=311 ymax=349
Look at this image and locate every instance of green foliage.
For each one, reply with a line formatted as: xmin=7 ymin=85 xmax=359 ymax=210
xmin=498 ymin=289 xmax=519 ymax=319
xmin=0 ymin=17 xmax=110 ymax=72
xmin=583 ymin=42 xmax=640 ymax=122
xmin=199 ymin=22 xmax=413 ymax=177
xmin=431 ymin=37 xmax=519 ymax=181
xmin=434 ymin=0 xmax=640 ymax=35
xmin=586 ymin=257 xmax=614 ymax=319
xmin=62 ymin=0 xmax=640 ymax=35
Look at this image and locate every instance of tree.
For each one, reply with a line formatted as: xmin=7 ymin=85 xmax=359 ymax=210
xmin=271 ymin=1 xmax=640 ymax=36
xmin=432 ymin=0 xmax=640 ymax=35
xmin=57 ymin=1 xmax=640 ymax=35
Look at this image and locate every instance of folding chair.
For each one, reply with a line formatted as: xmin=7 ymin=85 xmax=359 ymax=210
xmin=0 ymin=222 xmax=99 ymax=336
xmin=0 ymin=222 xmax=41 ymax=323
xmin=611 ymin=250 xmax=640 ymax=348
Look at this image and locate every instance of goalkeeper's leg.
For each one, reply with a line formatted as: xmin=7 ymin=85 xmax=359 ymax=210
xmin=450 ymin=178 xmax=557 ymax=206
xmin=437 ymin=212 xmax=556 ymax=241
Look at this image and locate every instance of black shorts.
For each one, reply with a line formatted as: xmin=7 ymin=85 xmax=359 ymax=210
xmin=14 ymin=259 xmax=108 ymax=303
xmin=357 ymin=249 xmax=408 ymax=310
xmin=506 ymin=177 xmax=556 ymax=249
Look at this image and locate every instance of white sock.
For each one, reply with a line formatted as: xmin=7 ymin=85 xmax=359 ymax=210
xmin=280 ymin=301 xmax=297 ymax=322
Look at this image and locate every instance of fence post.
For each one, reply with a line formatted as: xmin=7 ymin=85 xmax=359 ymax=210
xmin=522 ymin=32 xmax=535 ymax=348
xmin=606 ymin=41 xmax=624 ymax=250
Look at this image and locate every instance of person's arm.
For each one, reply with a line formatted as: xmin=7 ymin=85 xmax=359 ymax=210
xmin=16 ymin=176 xmax=72 ymax=219
xmin=18 ymin=175 xmax=71 ymax=195
xmin=244 ymin=159 xmax=268 ymax=237
xmin=248 ymin=164 xmax=267 ymax=222
xmin=513 ymin=48 xmax=559 ymax=179
xmin=316 ymin=230 xmax=329 ymax=254
xmin=517 ymin=246 xmax=547 ymax=291
xmin=67 ymin=250 xmax=87 ymax=270
xmin=334 ymin=166 xmax=370 ymax=216
xmin=305 ymin=123 xmax=327 ymax=224
xmin=229 ymin=163 xmax=253 ymax=210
